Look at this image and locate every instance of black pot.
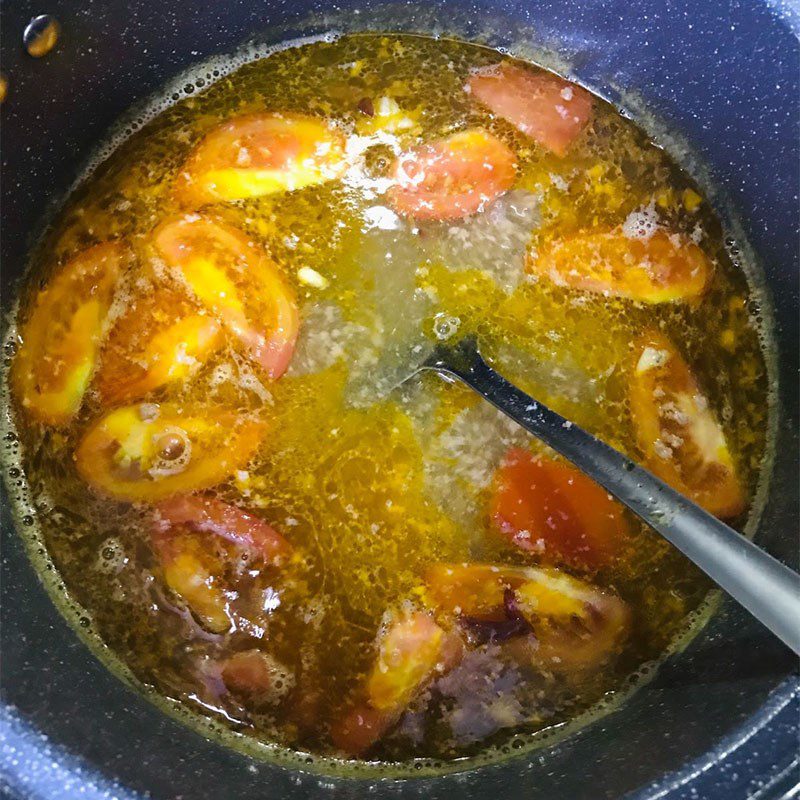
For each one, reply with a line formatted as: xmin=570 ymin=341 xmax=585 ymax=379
xmin=1 ymin=2 xmax=798 ymax=798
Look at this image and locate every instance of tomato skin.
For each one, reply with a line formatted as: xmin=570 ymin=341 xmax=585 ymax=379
xmin=96 ymin=288 xmax=223 ymax=405
xmin=530 ymin=229 xmax=712 ymax=304
xmin=389 ymin=129 xmax=517 ymax=221
xmin=75 ymin=403 xmax=265 ymax=502
xmin=468 ymin=62 xmax=593 ymax=156
xmin=152 ymin=214 xmax=299 ymax=379
xmin=425 ymin=562 xmax=630 ymax=674
xmin=156 ymin=494 xmax=291 ymax=565
xmin=175 ymin=113 xmax=347 ymax=206
xmin=490 ymin=448 xmax=627 ymax=570
xmin=12 ymin=241 xmax=127 ymax=425
xmin=151 ymin=529 xmax=232 ymax=633
xmin=629 ymin=330 xmax=745 ymax=517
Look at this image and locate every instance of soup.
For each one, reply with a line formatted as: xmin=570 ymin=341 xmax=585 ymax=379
xmin=4 ymin=33 xmax=769 ymax=762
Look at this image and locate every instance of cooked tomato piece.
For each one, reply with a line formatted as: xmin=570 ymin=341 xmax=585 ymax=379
xmin=96 ymin=289 xmax=222 ymax=405
xmin=174 ymin=113 xmax=347 ymax=206
xmin=151 ymin=529 xmax=231 ymax=633
xmin=425 ymin=562 xmax=630 ymax=674
xmin=367 ymin=611 xmax=458 ymax=713
xmin=330 ymin=703 xmax=392 ymax=758
xmin=221 ymin=649 xmax=285 ymax=699
xmin=11 ymin=241 xmax=127 ymax=425
xmin=75 ymin=403 xmax=265 ymax=502
xmin=331 ymin=610 xmax=463 ymax=756
xmin=468 ymin=62 xmax=593 ymax=156
xmin=389 ymin=129 xmax=517 ymax=221
xmin=152 ymin=214 xmax=299 ymax=379
xmin=530 ymin=229 xmax=712 ymax=303
xmin=156 ymin=494 xmax=291 ymax=565
xmin=426 ymin=563 xmax=580 ymax=619
xmin=502 ymin=589 xmax=631 ymax=676
xmin=629 ymin=330 xmax=744 ymax=517
xmin=490 ymin=448 xmax=627 ymax=569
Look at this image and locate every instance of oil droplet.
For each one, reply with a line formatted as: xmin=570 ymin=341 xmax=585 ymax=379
xmin=78 ymin=616 xmax=91 ymax=628
xmin=0 ymin=74 xmax=7 ymax=104
xmin=23 ymin=15 xmax=60 ymax=58
xmin=433 ymin=313 xmax=460 ymax=341
xmin=22 ymin=515 xmax=34 ymax=526
xmin=8 ymin=467 xmax=20 ymax=478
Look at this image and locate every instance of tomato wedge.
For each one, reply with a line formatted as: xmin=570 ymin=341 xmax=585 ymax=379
xmin=174 ymin=113 xmax=347 ymax=206
xmin=12 ymin=241 xmax=127 ymax=425
xmin=96 ymin=289 xmax=222 ymax=405
xmin=389 ymin=129 xmax=517 ymax=221
xmin=151 ymin=528 xmax=231 ymax=633
xmin=530 ymin=229 xmax=712 ymax=303
xmin=331 ymin=610 xmax=463 ymax=756
xmin=425 ymin=563 xmax=630 ymax=674
xmin=629 ymin=330 xmax=744 ymax=517
xmin=490 ymin=448 xmax=627 ymax=570
xmin=152 ymin=214 xmax=299 ymax=379
xmin=468 ymin=62 xmax=593 ymax=156
xmin=366 ymin=611 xmax=461 ymax=714
xmin=75 ymin=403 xmax=265 ymax=502
xmin=426 ymin=563 xmax=582 ymax=620
xmin=156 ymin=494 xmax=291 ymax=565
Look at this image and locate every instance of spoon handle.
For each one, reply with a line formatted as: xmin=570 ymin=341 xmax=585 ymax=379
xmin=426 ymin=338 xmax=800 ymax=655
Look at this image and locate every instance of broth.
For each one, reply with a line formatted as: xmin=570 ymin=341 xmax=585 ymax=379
xmin=5 ymin=33 xmax=768 ymax=762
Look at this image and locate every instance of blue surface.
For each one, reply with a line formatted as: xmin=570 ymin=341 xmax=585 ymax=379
xmin=1 ymin=1 xmax=798 ymax=798
xmin=0 ymin=688 xmax=796 ymax=799
xmin=0 ymin=708 xmax=139 ymax=800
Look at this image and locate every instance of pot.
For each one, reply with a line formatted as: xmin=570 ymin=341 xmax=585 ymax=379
xmin=0 ymin=1 xmax=797 ymax=798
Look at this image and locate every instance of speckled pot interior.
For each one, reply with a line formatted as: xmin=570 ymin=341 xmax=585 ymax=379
xmin=1 ymin=1 xmax=798 ymax=798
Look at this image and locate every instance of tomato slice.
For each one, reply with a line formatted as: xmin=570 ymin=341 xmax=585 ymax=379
xmin=174 ymin=113 xmax=347 ymax=206
xmin=468 ymin=62 xmax=593 ymax=156
xmin=96 ymin=289 xmax=222 ymax=405
xmin=151 ymin=528 xmax=231 ymax=633
xmin=331 ymin=610 xmax=463 ymax=756
xmin=426 ymin=563 xmax=581 ymax=619
xmin=629 ymin=330 xmax=744 ymax=517
xmin=156 ymin=494 xmax=291 ymax=565
xmin=75 ymin=403 xmax=265 ymax=502
xmin=12 ymin=241 xmax=127 ymax=425
xmin=389 ymin=129 xmax=517 ymax=221
xmin=152 ymin=214 xmax=299 ymax=379
xmin=425 ymin=562 xmax=630 ymax=673
xmin=490 ymin=448 xmax=627 ymax=570
xmin=530 ymin=229 xmax=712 ymax=303
xmin=152 ymin=497 xmax=288 ymax=633
xmin=366 ymin=611 xmax=458 ymax=714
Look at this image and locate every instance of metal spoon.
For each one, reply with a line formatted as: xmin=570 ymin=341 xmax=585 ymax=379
xmin=410 ymin=336 xmax=800 ymax=655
